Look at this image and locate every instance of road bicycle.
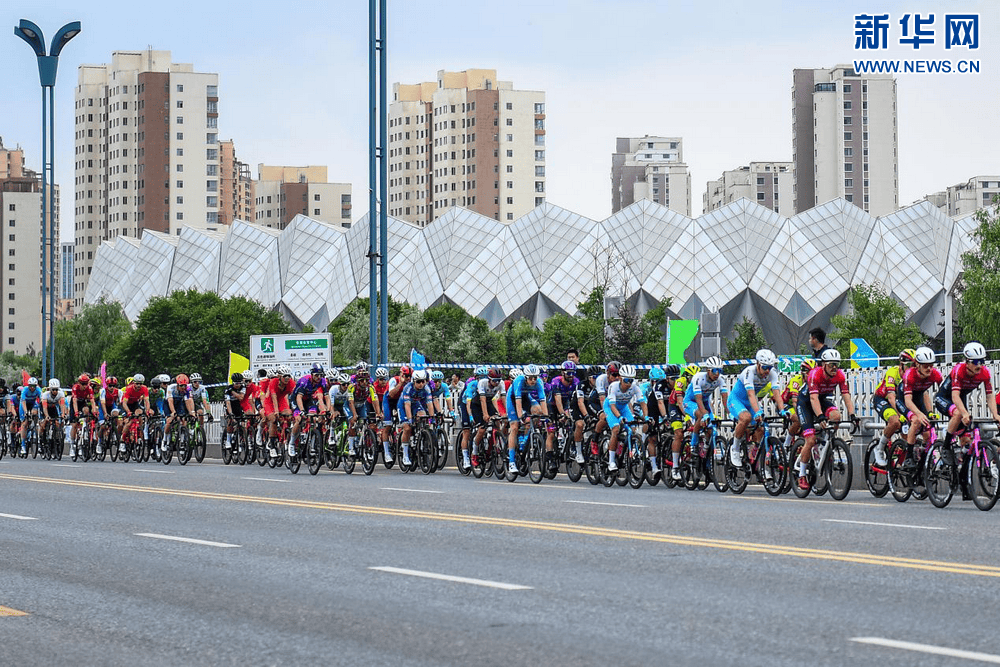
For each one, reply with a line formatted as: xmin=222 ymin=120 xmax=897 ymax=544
xmin=725 ymin=416 xmax=786 ymax=496
xmin=790 ymin=419 xmax=857 ymax=501
xmin=924 ymin=420 xmax=999 ymax=510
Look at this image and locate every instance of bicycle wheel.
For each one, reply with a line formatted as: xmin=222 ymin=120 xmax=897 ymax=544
xmin=970 ymin=441 xmax=999 ymax=511
xmin=161 ymin=429 xmax=174 ymax=465
xmin=109 ymin=428 xmax=120 ymax=462
xmin=790 ymin=441 xmax=813 ymax=498
xmin=307 ymin=430 xmax=323 ymax=476
xmin=826 ymin=438 xmax=852 ymax=501
xmin=178 ymin=427 xmax=192 ymax=465
xmin=628 ymin=436 xmax=645 ymax=489
xmin=613 ymin=439 xmax=629 ymax=487
xmin=194 ymin=427 xmax=206 ymax=463
xmin=527 ymin=432 xmax=544 ymax=484
xmin=566 ymin=449 xmax=583 ymax=483
xmin=453 ymin=431 xmax=470 ymax=476
xmin=710 ymin=438 xmax=729 ymax=493
xmin=923 ymin=444 xmax=955 ymax=508
xmin=725 ymin=440 xmax=750 ymax=495
xmin=887 ymin=440 xmax=913 ymax=502
xmin=435 ymin=428 xmax=449 ymax=471
xmin=864 ymin=441 xmax=890 ymax=498
xmin=342 ymin=433 xmax=357 ymax=475
xmin=361 ymin=427 xmax=378 ymax=475
xmin=287 ymin=434 xmax=302 ymax=474
xmin=762 ymin=437 xmax=785 ymax=496
xmin=221 ymin=424 xmax=233 ymax=464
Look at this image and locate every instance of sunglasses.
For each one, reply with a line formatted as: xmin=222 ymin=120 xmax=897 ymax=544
xmin=968 ymin=359 xmax=983 ymax=366
xmin=282 ymin=374 xmax=292 ymax=379
xmin=711 ymin=368 xmax=722 ymax=374
xmin=488 ymin=378 xmax=500 ymax=384
xmin=414 ymin=379 xmax=426 ymax=384
xmin=760 ymin=364 xmax=773 ymax=371
xmin=621 ymin=378 xmax=633 ymax=384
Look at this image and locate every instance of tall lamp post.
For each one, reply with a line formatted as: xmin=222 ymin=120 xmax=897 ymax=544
xmin=369 ymin=0 xmax=388 ymax=366
xmin=14 ymin=18 xmax=81 ymax=383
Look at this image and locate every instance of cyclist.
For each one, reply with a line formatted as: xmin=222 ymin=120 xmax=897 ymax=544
xmin=0 ymin=378 xmax=7 ymax=422
xmin=69 ymin=373 xmax=98 ymax=452
xmin=684 ymin=357 xmax=728 ymax=460
xmin=659 ymin=365 xmax=688 ymax=481
xmin=548 ymin=360 xmax=588 ymax=466
xmin=380 ymin=365 xmax=412 ymax=464
xmin=40 ymin=379 xmax=66 ymax=451
xmin=347 ymin=366 xmax=381 ymax=455
xmin=458 ymin=366 xmax=489 ymax=468
xmin=18 ymin=378 xmax=42 ymax=450
xmin=329 ymin=372 xmax=351 ymax=421
xmin=901 ymin=347 xmax=943 ymax=448
xmin=604 ymin=364 xmax=648 ymax=472
xmin=728 ymin=349 xmax=785 ymax=471
xmin=189 ymin=373 xmax=213 ymax=433
xmin=263 ymin=366 xmax=295 ymax=458
xmin=505 ymin=364 xmax=549 ymax=476
xmin=120 ymin=374 xmax=150 ymax=455
xmin=223 ymin=372 xmax=247 ymax=452
xmin=165 ymin=373 xmax=195 ymax=445
xmin=780 ymin=359 xmax=815 ymax=458
xmin=467 ymin=367 xmax=505 ymax=469
xmin=373 ymin=367 xmax=390 ymax=406
xmin=398 ymin=369 xmax=436 ymax=468
xmin=97 ymin=377 xmax=123 ymax=455
xmin=794 ymin=348 xmax=857 ymax=490
xmin=429 ymin=370 xmax=451 ymax=416
xmin=935 ymin=341 xmax=1000 ymax=458
xmin=7 ymin=382 xmax=20 ymax=443
xmin=643 ymin=365 xmax=676 ymax=477
xmin=290 ymin=363 xmax=329 ymax=454
xmin=870 ymin=349 xmax=916 ymax=466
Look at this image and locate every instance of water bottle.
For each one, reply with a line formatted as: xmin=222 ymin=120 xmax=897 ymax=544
xmin=518 ymin=433 xmax=528 ymax=450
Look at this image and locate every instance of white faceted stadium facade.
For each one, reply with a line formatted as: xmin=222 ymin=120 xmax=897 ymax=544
xmin=85 ymin=198 xmax=977 ymax=352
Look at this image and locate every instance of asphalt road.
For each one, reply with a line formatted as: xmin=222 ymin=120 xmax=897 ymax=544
xmin=2 ymin=458 xmax=1000 ymax=666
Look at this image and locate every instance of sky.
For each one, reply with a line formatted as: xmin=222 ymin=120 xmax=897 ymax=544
xmin=1 ymin=0 xmax=997 ymax=242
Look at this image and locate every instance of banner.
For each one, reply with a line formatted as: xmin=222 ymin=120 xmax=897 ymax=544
xmin=99 ymin=361 xmax=107 ymax=388
xmin=228 ymin=351 xmax=250 ymax=380
xmin=249 ymin=334 xmax=332 ymax=376
xmin=666 ymin=320 xmax=699 ymax=365
xmin=850 ymin=338 xmax=879 ymax=369
xmin=410 ymin=348 xmax=427 ymax=369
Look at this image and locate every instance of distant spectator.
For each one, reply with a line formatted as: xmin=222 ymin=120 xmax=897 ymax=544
xmin=809 ymin=327 xmax=831 ymax=360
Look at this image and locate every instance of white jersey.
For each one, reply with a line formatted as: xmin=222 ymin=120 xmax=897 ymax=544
xmin=595 ymin=373 xmax=611 ymax=396
xmin=607 ymin=380 xmax=646 ymax=406
xmin=686 ymin=371 xmax=725 ymax=400
xmin=477 ymin=378 xmax=506 ymax=399
xmin=735 ymin=364 xmax=781 ymax=399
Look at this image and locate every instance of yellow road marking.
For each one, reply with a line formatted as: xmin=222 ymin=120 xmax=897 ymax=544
xmin=2 ymin=472 xmax=996 ymax=578
xmin=0 ymin=605 xmax=29 ymax=617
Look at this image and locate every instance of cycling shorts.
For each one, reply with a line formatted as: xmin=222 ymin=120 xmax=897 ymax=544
xmin=382 ymin=397 xmax=399 ymax=425
xmin=871 ymin=395 xmax=901 ymax=422
xmin=226 ymin=400 xmax=245 ymax=419
xmin=505 ymin=394 xmax=539 ymax=423
xmin=397 ymin=402 xmax=426 ymax=425
xmin=727 ymin=392 xmax=754 ymax=420
xmin=293 ymin=399 xmax=319 ymax=418
xmin=262 ymin=394 xmax=290 ymax=416
xmin=171 ymin=401 xmax=190 ymax=418
xmin=20 ymin=399 xmax=37 ymax=420
xmin=796 ymin=394 xmax=837 ymax=437
xmin=97 ymin=404 xmax=120 ymax=423
xmin=602 ymin=399 xmax=633 ymax=431
xmin=44 ymin=403 xmax=61 ymax=419
xmin=470 ymin=400 xmax=497 ymax=427
xmin=351 ymin=402 xmax=368 ymax=420
xmin=667 ymin=404 xmax=684 ymax=431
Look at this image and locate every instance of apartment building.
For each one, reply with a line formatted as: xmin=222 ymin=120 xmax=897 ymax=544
xmin=792 ymin=65 xmax=898 ymax=215
xmin=219 ymin=140 xmax=254 ymax=225
xmin=704 ymin=162 xmax=794 ymax=215
xmin=924 ymin=176 xmax=1000 ymax=217
xmin=253 ymin=165 xmax=351 ymax=229
xmin=611 ymin=136 xmax=691 ymax=216
xmin=388 ymin=69 xmax=546 ymax=226
xmin=73 ymin=49 xmax=220 ymax=307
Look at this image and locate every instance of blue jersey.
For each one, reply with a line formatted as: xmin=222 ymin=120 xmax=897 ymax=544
xmin=509 ymin=375 xmax=546 ymax=404
xmin=462 ymin=379 xmax=479 ymax=404
xmin=430 ymin=381 xmax=450 ymax=399
xmin=21 ymin=386 xmax=42 ymax=404
xmin=546 ymin=376 xmax=579 ymax=404
xmin=400 ymin=382 xmax=432 ymax=411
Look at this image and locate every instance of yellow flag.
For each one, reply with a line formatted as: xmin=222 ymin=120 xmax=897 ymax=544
xmin=228 ymin=351 xmax=250 ymax=380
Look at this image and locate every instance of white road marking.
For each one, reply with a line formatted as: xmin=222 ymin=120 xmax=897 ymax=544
xmin=824 ymin=519 xmax=946 ymax=531
xmin=52 ymin=464 xmax=81 ymax=468
xmin=380 ymin=487 xmax=443 ymax=494
xmin=0 ymin=513 xmax=38 ymax=521
xmin=851 ymin=637 xmax=1000 ymax=663
xmin=481 ymin=480 xmax=587 ymax=490
xmin=564 ymin=500 xmax=647 ymax=508
xmin=241 ymin=477 xmax=291 ymax=483
xmin=135 ymin=533 xmax=240 ymax=548
xmin=369 ymin=566 xmax=531 ymax=590
xmin=133 ymin=469 xmax=175 ymax=474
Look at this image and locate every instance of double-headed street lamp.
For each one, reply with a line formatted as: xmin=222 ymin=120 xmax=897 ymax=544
xmin=14 ymin=19 xmax=81 ymax=382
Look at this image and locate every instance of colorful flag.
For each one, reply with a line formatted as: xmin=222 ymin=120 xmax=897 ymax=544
xmin=410 ymin=348 xmax=426 ymax=369
xmin=228 ymin=351 xmax=250 ymax=379
xmin=100 ymin=361 xmax=107 ymax=388
xmin=666 ymin=320 xmax=700 ymax=365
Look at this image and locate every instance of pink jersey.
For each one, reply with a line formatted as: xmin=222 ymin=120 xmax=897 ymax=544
xmin=805 ymin=366 xmax=848 ymax=396
xmin=902 ymin=367 xmax=942 ymax=396
xmin=942 ymin=362 xmax=992 ymax=398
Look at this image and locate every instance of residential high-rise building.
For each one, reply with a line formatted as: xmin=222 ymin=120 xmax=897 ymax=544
xmin=388 ymin=69 xmax=546 ymax=226
xmin=219 ymin=139 xmax=254 ymax=225
xmin=611 ymin=136 xmax=691 ymax=216
xmin=60 ymin=242 xmax=74 ymax=300
xmin=924 ymin=176 xmax=1000 ymax=217
xmin=704 ymin=162 xmax=794 ymax=215
xmin=73 ymin=49 xmax=220 ymax=308
xmin=253 ymin=165 xmax=351 ymax=230
xmin=792 ymin=65 xmax=898 ymax=215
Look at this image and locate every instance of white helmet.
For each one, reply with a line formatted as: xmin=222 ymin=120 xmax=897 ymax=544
xmin=190 ymin=372 xmax=202 ymax=382
xmin=914 ymin=347 xmax=935 ymax=364
xmin=524 ymin=364 xmax=540 ymax=377
xmin=705 ymin=356 xmax=723 ymax=370
xmin=241 ymin=370 xmax=253 ymax=381
xmin=963 ymin=341 xmax=986 ymax=361
xmin=821 ymin=348 xmax=842 ymax=363
xmin=278 ymin=365 xmax=293 ymax=376
xmin=133 ymin=373 xmax=145 ymax=384
xmin=509 ymin=368 xmax=523 ymax=380
xmin=619 ymin=364 xmax=637 ymax=379
xmin=48 ymin=378 xmax=60 ymax=389
xmin=755 ymin=349 xmax=777 ymax=366
xmin=158 ymin=373 xmax=171 ymax=384
xmin=412 ymin=369 xmax=428 ymax=381
xmin=375 ymin=367 xmax=389 ymax=379
xmin=28 ymin=377 xmax=37 ymax=386
xmin=338 ymin=372 xmax=351 ymax=383
xmin=326 ymin=369 xmax=337 ymax=381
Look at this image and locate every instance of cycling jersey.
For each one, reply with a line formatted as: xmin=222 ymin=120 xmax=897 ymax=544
xmin=938 ymin=362 xmax=993 ymax=400
xmin=874 ymin=366 xmax=904 ymax=398
xmin=902 ymin=367 xmax=942 ymax=397
xmin=225 ymin=383 xmax=246 ymax=416
xmin=476 ymin=378 xmax=506 ymax=401
xmin=19 ymin=386 xmax=41 ymax=419
xmin=329 ymin=384 xmax=349 ymax=410
xmin=800 ymin=366 xmax=848 ymax=398
xmin=607 ymin=380 xmax=646 ymax=406
xmin=348 ymin=382 xmax=377 ymax=406
xmin=292 ymin=376 xmax=328 ymax=401
xmin=685 ymin=372 xmax=725 ymax=402
xmin=190 ymin=384 xmax=209 ymax=407
xmin=781 ymin=373 xmax=806 ymax=405
xmin=99 ymin=387 xmax=121 ymax=412
xmin=546 ymin=376 xmax=579 ymax=406
xmin=71 ymin=382 xmax=94 ymax=404
xmin=148 ymin=388 xmax=165 ymax=415
xmin=734 ymin=364 xmax=781 ymax=400
xmin=399 ymin=382 xmax=432 ymax=423
xmin=123 ymin=384 xmax=149 ymax=408
xmin=429 ymin=381 xmax=450 ymax=400
xmin=509 ymin=374 xmax=546 ymax=404
xmin=42 ymin=389 xmax=65 ymax=418
xmin=239 ymin=382 xmax=257 ymax=413
xmin=372 ymin=379 xmax=390 ymax=404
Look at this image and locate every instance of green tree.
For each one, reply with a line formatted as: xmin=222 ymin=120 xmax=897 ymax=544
xmin=498 ymin=319 xmax=544 ymax=364
xmin=52 ymin=298 xmax=132 ymax=382
xmin=829 ymin=283 xmax=925 ymax=358
xmin=723 ymin=316 xmax=770 ymax=374
xmin=0 ymin=350 xmax=41 ymax=385
xmin=955 ymin=195 xmax=1000 ymax=350
xmin=108 ymin=289 xmax=292 ymax=384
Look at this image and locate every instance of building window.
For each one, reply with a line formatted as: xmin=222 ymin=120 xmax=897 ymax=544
xmin=844 ymin=116 xmax=852 ymax=125
xmin=206 ymin=133 xmax=217 ymax=144
xmin=176 ymin=196 xmax=184 ymax=204
xmin=176 ymin=100 xmax=183 ymax=108
xmin=177 ymin=84 xmax=184 ymax=92
xmin=845 ymin=148 xmax=853 ymax=157
xmin=757 ymin=193 xmax=765 ymax=200
xmin=843 ymin=84 xmax=852 ymax=93
xmin=314 ymin=194 xmax=321 ymax=201
xmin=177 ymin=212 xmax=184 ymax=220
xmin=845 ymin=194 xmax=854 ymax=202
xmin=506 ymin=197 xmax=513 ymax=205
xmin=314 ymin=208 xmax=321 ymax=215
xmin=844 ymin=132 xmax=852 ymax=141
xmin=535 ymin=150 xmax=544 ymax=161
xmin=176 ymin=116 xmax=183 ymax=124
xmin=756 ymin=177 xmax=765 ymax=185
xmin=206 ymin=85 xmax=217 ymax=96
xmin=843 ymin=101 xmax=852 ymax=110
xmin=844 ymin=163 xmax=853 ymax=172
xmin=177 ymin=180 xmax=183 ymax=188
xmin=845 ymin=179 xmax=853 ymax=187
xmin=176 ymin=164 xmax=183 ymax=172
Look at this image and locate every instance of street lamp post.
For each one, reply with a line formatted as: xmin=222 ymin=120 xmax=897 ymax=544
xmin=14 ymin=19 xmax=81 ymax=383
xmin=369 ymin=0 xmax=388 ymax=366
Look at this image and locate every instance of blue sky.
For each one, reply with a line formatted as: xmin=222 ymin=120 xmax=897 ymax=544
xmin=2 ymin=0 xmax=997 ymax=241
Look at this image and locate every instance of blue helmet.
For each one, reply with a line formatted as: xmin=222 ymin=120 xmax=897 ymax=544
xmin=561 ymin=360 xmax=576 ymax=371
xmin=310 ymin=362 xmax=324 ymax=375
xmin=474 ymin=365 xmax=488 ymax=379
xmin=649 ymin=366 xmax=666 ymax=381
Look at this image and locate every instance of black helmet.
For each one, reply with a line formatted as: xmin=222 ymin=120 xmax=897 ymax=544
xmin=231 ymin=372 xmax=244 ymax=383
xmin=665 ymin=364 xmax=681 ymax=378
xmin=150 ymin=377 xmax=162 ymax=388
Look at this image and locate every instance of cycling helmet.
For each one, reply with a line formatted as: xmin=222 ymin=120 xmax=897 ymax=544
xmin=242 ymin=370 xmax=253 ymax=381
xmin=190 ymin=373 xmax=202 ymax=383
xmin=78 ymin=374 xmax=90 ymax=384
xmin=649 ymin=366 xmax=666 ymax=381
xmin=619 ymin=364 xmax=637 ymax=379
xmin=108 ymin=377 xmax=119 ymax=387
xmin=356 ymin=367 xmax=370 ymax=379
xmin=399 ymin=365 xmax=412 ymax=376
xmin=474 ymin=365 xmax=488 ymax=379
xmin=355 ymin=361 xmax=368 ymax=373
xmin=257 ymin=368 xmax=268 ymax=379
xmin=412 ymin=370 xmax=428 ymax=382
xmin=963 ymin=341 xmax=986 ymax=361
xmin=820 ymin=349 xmax=842 ymax=363
xmin=561 ymin=360 xmax=577 ymax=371
xmin=310 ymin=363 xmax=325 ymax=375
xmin=487 ymin=367 xmax=502 ymax=380
xmin=665 ymin=364 xmax=682 ymax=378
xmin=705 ymin=356 xmax=723 ymax=370
xmin=150 ymin=377 xmax=162 ymax=389
xmin=176 ymin=373 xmax=190 ymax=386
xmin=509 ymin=368 xmax=524 ymax=379
xmin=133 ymin=373 xmax=145 ymax=384
xmin=684 ymin=363 xmax=700 ymax=377
xmin=755 ymin=349 xmax=777 ymax=366
xmin=588 ymin=365 xmax=602 ymax=377
xmin=28 ymin=377 xmax=37 ymax=386
xmin=375 ymin=367 xmax=389 ymax=380
xmin=48 ymin=378 xmax=59 ymax=389
xmin=899 ymin=348 xmax=917 ymax=364
xmin=524 ymin=364 xmax=541 ymax=377
xmin=158 ymin=373 xmax=171 ymax=384
xmin=339 ymin=372 xmax=351 ymax=384
xmin=914 ymin=347 xmax=935 ymax=364
xmin=606 ymin=361 xmax=621 ymax=376
xmin=125 ymin=377 xmax=134 ymax=386
xmin=431 ymin=370 xmax=444 ymax=381
xmin=231 ymin=372 xmax=244 ymax=383
xmin=278 ymin=365 xmax=292 ymax=377
xmin=90 ymin=377 xmax=102 ymax=387
xmin=800 ymin=358 xmax=817 ymax=373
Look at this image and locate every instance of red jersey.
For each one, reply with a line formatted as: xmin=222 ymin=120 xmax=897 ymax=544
xmin=71 ymin=383 xmax=94 ymax=402
xmin=123 ymin=384 xmax=149 ymax=405
xmin=373 ymin=379 xmax=389 ymax=403
xmin=101 ymin=387 xmax=120 ymax=410
xmin=902 ymin=367 xmax=943 ymax=396
xmin=240 ymin=382 xmax=258 ymax=412
xmin=941 ymin=362 xmax=993 ymax=399
xmin=267 ymin=377 xmax=295 ymax=400
xmin=804 ymin=366 xmax=848 ymax=397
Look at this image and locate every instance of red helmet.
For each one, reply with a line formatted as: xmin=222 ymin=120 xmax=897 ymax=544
xmin=606 ymin=361 xmax=621 ymax=376
xmin=107 ymin=376 xmax=118 ymax=387
xmin=78 ymin=374 xmax=90 ymax=384
xmin=176 ymin=373 xmax=189 ymax=386
xmin=487 ymin=367 xmax=502 ymax=380
xmin=399 ymin=365 xmax=412 ymax=377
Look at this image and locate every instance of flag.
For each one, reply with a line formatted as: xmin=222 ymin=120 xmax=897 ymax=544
xmin=21 ymin=369 xmax=29 ymax=385
xmin=410 ymin=348 xmax=426 ymax=369
xmin=666 ymin=320 xmax=699 ymax=365
xmin=99 ymin=361 xmax=107 ymax=388
xmin=850 ymin=338 xmax=878 ymax=369
xmin=228 ymin=351 xmax=250 ymax=379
